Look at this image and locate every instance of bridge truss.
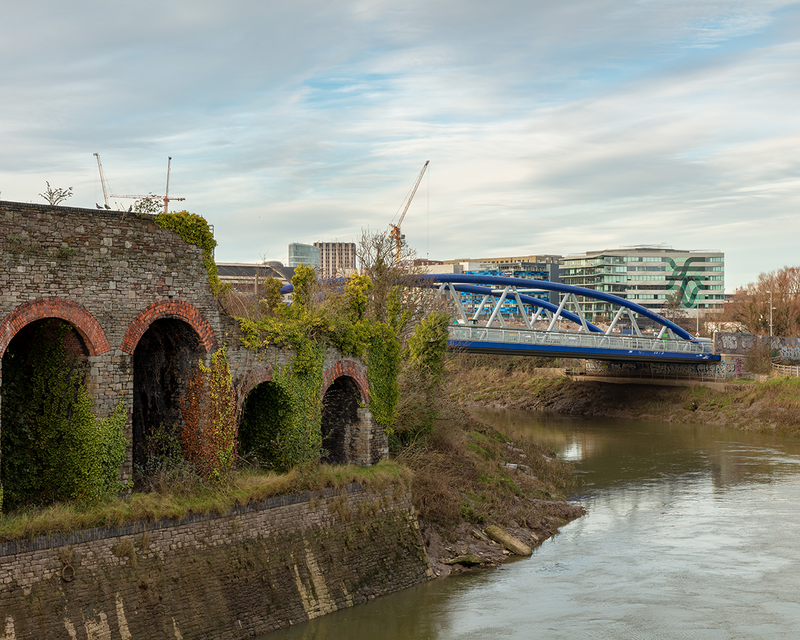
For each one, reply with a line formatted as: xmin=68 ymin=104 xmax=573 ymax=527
xmin=425 ymin=274 xmax=718 ymax=363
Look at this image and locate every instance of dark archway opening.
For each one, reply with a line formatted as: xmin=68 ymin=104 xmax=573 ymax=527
xmin=132 ymin=318 xmax=204 ymax=476
xmin=321 ymin=376 xmax=360 ymax=465
xmin=239 ymin=381 xmax=293 ymax=471
xmin=1 ymin=319 xmax=89 ymax=510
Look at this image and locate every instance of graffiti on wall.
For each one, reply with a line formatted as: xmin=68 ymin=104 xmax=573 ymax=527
xmin=585 ymin=357 xmax=745 ymax=378
xmin=714 ymin=332 xmax=800 ymax=362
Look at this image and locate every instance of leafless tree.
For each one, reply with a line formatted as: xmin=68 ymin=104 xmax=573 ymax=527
xmin=355 ymin=229 xmax=446 ymax=345
xmin=38 ymin=182 xmax=73 ymax=206
xmin=720 ymin=266 xmax=800 ymax=337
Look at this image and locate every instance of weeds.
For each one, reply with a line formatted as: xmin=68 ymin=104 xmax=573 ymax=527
xmin=0 ymin=462 xmax=408 ymax=542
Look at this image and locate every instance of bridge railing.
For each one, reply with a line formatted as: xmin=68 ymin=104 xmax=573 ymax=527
xmin=448 ymin=326 xmax=714 ymax=356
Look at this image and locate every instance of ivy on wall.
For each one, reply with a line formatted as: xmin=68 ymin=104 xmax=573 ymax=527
xmin=180 ymin=345 xmax=238 ymax=482
xmin=154 ymin=210 xmax=221 ymax=293
xmin=0 ymin=322 xmax=128 ymax=512
xmin=237 ymin=269 xmax=402 ymax=469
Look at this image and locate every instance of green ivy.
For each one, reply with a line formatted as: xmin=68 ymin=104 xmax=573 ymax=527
xmin=236 ymin=272 xmax=403 ymax=468
xmin=0 ymin=322 xmax=128 ymax=511
xmin=406 ymin=310 xmax=450 ymax=383
xmin=154 ymin=210 xmax=221 ymax=293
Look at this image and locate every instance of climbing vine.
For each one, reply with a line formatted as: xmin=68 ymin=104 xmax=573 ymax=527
xmin=0 ymin=321 xmax=128 ymax=511
xmin=180 ymin=345 xmax=238 ymax=482
xmin=154 ymin=210 xmax=222 ymax=294
xmin=236 ymin=270 xmax=403 ymax=468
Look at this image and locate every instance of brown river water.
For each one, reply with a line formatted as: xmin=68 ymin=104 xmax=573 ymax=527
xmin=262 ymin=409 xmax=800 ymax=639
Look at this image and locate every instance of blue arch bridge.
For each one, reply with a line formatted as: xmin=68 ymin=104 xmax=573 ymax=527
xmin=283 ymin=274 xmax=719 ymax=365
xmin=424 ymin=274 xmax=719 ymax=364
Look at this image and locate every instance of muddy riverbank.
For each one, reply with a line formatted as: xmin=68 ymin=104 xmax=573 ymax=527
xmin=443 ymin=363 xmax=800 ymax=436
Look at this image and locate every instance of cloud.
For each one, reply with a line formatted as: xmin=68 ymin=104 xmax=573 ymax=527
xmin=1 ymin=0 xmax=799 ymax=289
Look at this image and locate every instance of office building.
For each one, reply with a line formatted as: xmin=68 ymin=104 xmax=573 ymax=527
xmin=288 ymin=243 xmax=321 ymax=270
xmin=561 ymin=246 xmax=724 ymax=321
xmin=314 ymin=242 xmax=357 ymax=279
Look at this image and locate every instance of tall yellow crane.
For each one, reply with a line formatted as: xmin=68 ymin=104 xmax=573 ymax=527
xmin=389 ymin=160 xmax=429 ymax=265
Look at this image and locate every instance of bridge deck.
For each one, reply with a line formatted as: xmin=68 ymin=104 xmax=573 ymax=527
xmin=448 ymin=326 xmax=720 ymax=364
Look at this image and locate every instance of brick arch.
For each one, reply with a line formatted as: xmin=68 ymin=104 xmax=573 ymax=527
xmin=234 ymin=363 xmax=275 ymax=412
xmin=321 ymin=360 xmax=370 ymax=404
xmin=121 ymin=300 xmax=216 ymax=354
xmin=0 ymin=298 xmax=111 ymax=358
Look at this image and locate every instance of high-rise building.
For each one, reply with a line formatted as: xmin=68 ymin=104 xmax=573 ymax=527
xmin=288 ymin=243 xmax=321 ymax=270
xmin=314 ymin=242 xmax=357 ymax=279
xmin=561 ymin=246 xmax=725 ymax=321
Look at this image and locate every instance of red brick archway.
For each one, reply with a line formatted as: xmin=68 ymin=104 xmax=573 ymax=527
xmin=0 ymin=298 xmax=111 ymax=358
xmin=321 ymin=360 xmax=370 ymax=404
xmin=235 ymin=363 xmax=275 ymax=411
xmin=121 ymin=300 xmax=216 ymax=354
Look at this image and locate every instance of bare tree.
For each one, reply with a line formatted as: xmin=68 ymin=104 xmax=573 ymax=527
xmin=355 ymin=229 xmax=445 ymax=345
xmin=720 ymin=266 xmax=800 ymax=336
xmin=39 ymin=182 xmax=73 ymax=206
xmin=132 ymin=194 xmax=162 ymax=215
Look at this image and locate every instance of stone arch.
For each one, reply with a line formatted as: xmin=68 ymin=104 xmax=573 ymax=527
xmin=131 ymin=316 xmax=207 ymax=472
xmin=321 ymin=360 xmax=369 ymax=404
xmin=0 ymin=298 xmax=110 ymax=358
xmin=321 ymin=375 xmax=362 ymax=465
xmin=121 ymin=300 xmax=216 ymax=355
xmin=235 ymin=363 xmax=274 ymax=413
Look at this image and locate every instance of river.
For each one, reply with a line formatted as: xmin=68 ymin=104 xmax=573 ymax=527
xmin=264 ymin=409 xmax=800 ymax=638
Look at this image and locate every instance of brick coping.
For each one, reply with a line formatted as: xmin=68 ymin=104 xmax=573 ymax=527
xmin=0 ymin=482 xmax=367 ymax=558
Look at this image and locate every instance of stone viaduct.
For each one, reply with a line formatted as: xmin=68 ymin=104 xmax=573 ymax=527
xmin=0 ymin=200 xmax=387 ymax=484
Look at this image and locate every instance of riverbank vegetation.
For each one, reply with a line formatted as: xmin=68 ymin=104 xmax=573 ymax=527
xmin=444 ymin=354 xmax=800 ymax=435
xmin=0 ymin=462 xmax=408 ymax=542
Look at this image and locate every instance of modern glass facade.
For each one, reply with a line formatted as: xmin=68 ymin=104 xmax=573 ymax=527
xmin=562 ymin=247 xmax=724 ymax=320
xmin=288 ymin=243 xmax=321 ymax=270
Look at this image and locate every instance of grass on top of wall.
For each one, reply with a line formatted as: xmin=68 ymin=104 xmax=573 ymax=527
xmin=0 ymin=461 xmax=410 ymax=542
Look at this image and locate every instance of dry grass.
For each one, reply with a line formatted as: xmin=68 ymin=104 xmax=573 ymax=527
xmin=0 ymin=461 xmax=409 ymax=542
xmin=397 ymin=399 xmax=579 ymax=535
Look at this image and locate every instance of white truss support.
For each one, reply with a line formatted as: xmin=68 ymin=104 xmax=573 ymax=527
xmin=511 ymin=288 xmax=533 ymax=329
xmin=656 ymin=325 xmax=667 ymax=339
xmin=567 ymin=293 xmax=590 ymax=332
xmin=547 ymin=294 xmax=569 ymax=331
xmin=472 ymin=294 xmax=492 ymax=322
xmin=529 ymin=305 xmax=548 ymax=327
xmin=445 ymin=284 xmax=469 ymax=325
xmin=486 ymin=287 xmax=510 ymax=328
xmin=606 ymin=306 xmax=626 ymax=335
xmin=627 ymin=308 xmax=643 ymax=337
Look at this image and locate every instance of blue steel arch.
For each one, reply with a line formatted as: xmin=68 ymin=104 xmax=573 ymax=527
xmin=281 ymin=273 xmax=696 ymax=342
xmin=422 ymin=274 xmax=697 ymax=342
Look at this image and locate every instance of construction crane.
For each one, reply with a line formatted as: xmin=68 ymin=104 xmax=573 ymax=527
xmin=104 ymin=156 xmax=185 ymax=213
xmin=389 ymin=160 xmax=429 ymax=265
xmin=163 ymin=156 xmax=185 ymax=213
xmin=93 ymin=153 xmax=110 ymax=208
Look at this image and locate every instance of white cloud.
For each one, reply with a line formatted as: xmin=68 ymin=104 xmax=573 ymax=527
xmin=1 ymin=0 xmax=799 ymax=288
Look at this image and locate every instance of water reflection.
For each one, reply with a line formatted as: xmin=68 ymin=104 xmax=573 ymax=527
xmin=263 ymin=412 xmax=800 ymax=639
xmin=471 ymin=407 xmax=800 ymax=493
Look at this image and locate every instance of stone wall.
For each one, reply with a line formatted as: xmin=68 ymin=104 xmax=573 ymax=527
xmin=0 ymin=484 xmax=433 ymax=639
xmin=0 ymin=201 xmax=386 ymax=475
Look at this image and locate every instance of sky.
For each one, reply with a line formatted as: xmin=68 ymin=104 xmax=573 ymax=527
xmin=1 ymin=1 xmax=799 ymax=291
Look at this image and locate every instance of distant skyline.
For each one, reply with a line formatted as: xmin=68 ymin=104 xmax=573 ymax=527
xmin=2 ymin=1 xmax=799 ymax=291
